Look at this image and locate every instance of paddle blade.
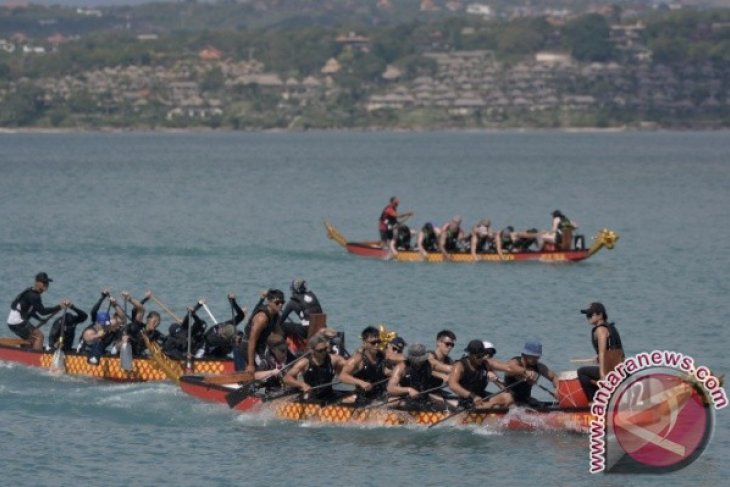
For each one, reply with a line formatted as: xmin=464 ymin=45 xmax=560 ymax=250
xmin=202 ymin=371 xmax=255 ymax=385
xmin=120 ymin=343 xmax=133 ymax=371
xmin=225 ymin=387 xmax=253 ymax=408
xmin=50 ymin=349 xmax=65 ymax=374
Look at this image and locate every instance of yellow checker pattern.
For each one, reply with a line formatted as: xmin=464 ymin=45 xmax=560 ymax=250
xmin=38 ymin=351 xmax=229 ymax=382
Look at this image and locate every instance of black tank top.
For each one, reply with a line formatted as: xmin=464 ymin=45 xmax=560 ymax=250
xmin=504 ymin=356 xmax=538 ymax=404
xmin=244 ymin=307 xmax=279 ymax=354
xmin=458 ymin=357 xmax=489 ymax=397
xmin=400 ymin=361 xmax=436 ymax=392
xmin=303 ymin=354 xmax=335 ymax=398
xmin=354 ymin=350 xmax=386 ymax=396
xmin=591 ymin=323 xmax=623 ymax=353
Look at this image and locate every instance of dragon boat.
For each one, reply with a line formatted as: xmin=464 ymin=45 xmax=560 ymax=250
xmin=324 ymin=222 xmax=618 ymax=263
xmin=178 ymin=374 xmax=594 ymax=433
xmin=0 ymin=338 xmax=234 ymax=382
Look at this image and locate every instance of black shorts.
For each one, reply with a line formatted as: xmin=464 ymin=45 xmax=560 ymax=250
xmin=8 ymin=321 xmax=35 ymax=340
xmin=380 ymin=228 xmax=394 ymax=241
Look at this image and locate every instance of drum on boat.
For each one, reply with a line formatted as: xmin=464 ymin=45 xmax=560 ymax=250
xmin=557 ymin=371 xmax=590 ymax=407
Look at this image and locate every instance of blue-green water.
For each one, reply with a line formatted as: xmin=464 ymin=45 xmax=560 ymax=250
xmin=1 ymin=131 xmax=728 ymax=486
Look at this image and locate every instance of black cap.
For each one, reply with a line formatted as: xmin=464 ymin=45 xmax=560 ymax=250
xmin=35 ymin=272 xmax=53 ymax=284
xmin=580 ymin=302 xmax=607 ymax=318
xmin=266 ymin=289 xmax=285 ymax=302
xmin=390 ymin=336 xmax=406 ymax=352
xmin=464 ymin=339 xmax=486 ymax=355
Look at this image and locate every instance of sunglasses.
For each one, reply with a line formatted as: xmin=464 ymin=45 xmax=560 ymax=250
xmin=313 ymin=347 xmax=329 ymax=354
xmin=472 ymin=352 xmax=486 ymax=358
xmin=391 ymin=346 xmax=404 ymax=353
xmin=366 ymin=339 xmax=380 ymax=345
xmin=441 ymin=341 xmax=455 ymax=348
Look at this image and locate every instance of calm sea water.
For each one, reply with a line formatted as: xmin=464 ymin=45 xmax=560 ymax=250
xmin=0 ymin=131 xmax=728 ymax=487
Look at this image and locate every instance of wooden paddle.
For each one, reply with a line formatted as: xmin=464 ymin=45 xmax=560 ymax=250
xmin=150 ymin=294 xmax=182 ymax=324
xmin=225 ymin=351 xmax=314 ymax=408
xmin=570 ymin=358 xmax=596 ymax=364
xmin=360 ymin=383 xmax=447 ymax=410
xmin=0 ymin=337 xmax=31 ymax=347
xmin=427 ymin=379 xmax=527 ymax=429
xmin=203 ymin=371 xmax=255 ymax=385
xmin=50 ymin=309 xmax=67 ymax=374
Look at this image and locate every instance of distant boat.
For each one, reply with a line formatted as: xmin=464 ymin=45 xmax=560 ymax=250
xmin=324 ymin=222 xmax=618 ymax=263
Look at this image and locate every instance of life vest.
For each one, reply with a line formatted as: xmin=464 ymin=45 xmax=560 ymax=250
xmin=379 ymin=204 xmax=397 ymax=231
xmin=591 ymin=322 xmax=623 ymax=353
xmin=458 ymin=356 xmax=489 ymax=397
xmin=244 ymin=305 xmax=279 ymax=355
xmin=354 ymin=350 xmax=387 ymax=395
xmin=421 ymin=227 xmax=438 ymax=251
xmin=504 ymin=356 xmax=538 ymax=404
xmin=401 ymin=360 xmax=438 ymax=392
xmin=303 ymin=354 xmax=335 ymax=399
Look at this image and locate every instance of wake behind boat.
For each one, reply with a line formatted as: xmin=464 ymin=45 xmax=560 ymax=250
xmin=178 ymin=374 xmax=593 ymax=432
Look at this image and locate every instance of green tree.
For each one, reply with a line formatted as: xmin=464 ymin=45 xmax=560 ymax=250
xmin=0 ymin=84 xmax=46 ymax=126
xmin=563 ymin=14 xmax=615 ymax=62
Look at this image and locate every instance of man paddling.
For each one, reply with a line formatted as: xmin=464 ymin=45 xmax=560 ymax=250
xmin=428 ymin=329 xmax=456 ymax=383
xmin=577 ymin=302 xmax=625 ymax=402
xmin=483 ymin=340 xmax=559 ymax=408
xmin=378 ymin=196 xmax=413 ymax=258
xmin=387 ymin=343 xmax=444 ymax=408
xmin=283 ymin=333 xmax=346 ymax=404
xmin=339 ymin=326 xmax=388 ymax=405
xmin=7 ymin=272 xmax=68 ymax=351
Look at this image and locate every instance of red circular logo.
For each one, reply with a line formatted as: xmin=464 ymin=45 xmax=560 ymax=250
xmin=609 ymin=370 xmax=713 ymax=472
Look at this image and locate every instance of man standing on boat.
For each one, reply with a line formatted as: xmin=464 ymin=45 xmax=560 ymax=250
xmin=378 ymin=196 xmax=413 ymax=258
xmin=277 ymin=279 xmax=323 ymax=345
xmin=7 ymin=272 xmax=68 ymax=351
xmin=577 ymin=302 xmax=625 ymax=401
xmin=242 ymin=289 xmax=285 ymax=374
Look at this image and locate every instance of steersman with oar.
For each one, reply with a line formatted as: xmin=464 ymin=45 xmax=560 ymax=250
xmin=6 ymin=272 xmax=69 ymax=351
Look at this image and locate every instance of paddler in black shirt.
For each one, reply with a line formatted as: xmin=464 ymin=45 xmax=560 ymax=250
xmin=339 ymin=326 xmax=388 ymax=405
xmin=387 ymin=343 xmax=445 ymax=408
xmin=283 ymin=333 xmax=346 ymax=404
xmin=6 ymin=272 xmax=68 ymax=350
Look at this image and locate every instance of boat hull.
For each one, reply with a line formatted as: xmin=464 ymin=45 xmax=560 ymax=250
xmin=178 ymin=375 xmax=593 ymax=432
xmin=325 ymin=222 xmax=618 ymax=263
xmin=0 ymin=343 xmax=235 ymax=382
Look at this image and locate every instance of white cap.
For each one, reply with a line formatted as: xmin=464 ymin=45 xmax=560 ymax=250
xmin=483 ymin=341 xmax=495 ymax=350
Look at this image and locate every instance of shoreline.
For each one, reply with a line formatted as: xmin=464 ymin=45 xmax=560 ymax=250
xmin=1 ymin=126 xmax=728 ymax=135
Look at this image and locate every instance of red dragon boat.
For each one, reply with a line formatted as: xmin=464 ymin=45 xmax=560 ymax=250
xmin=178 ymin=374 xmax=594 ymax=433
xmin=324 ymin=222 xmax=618 ymax=263
xmin=0 ymin=338 xmax=234 ymax=382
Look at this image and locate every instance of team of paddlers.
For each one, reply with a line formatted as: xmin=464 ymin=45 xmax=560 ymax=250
xmin=6 ymin=272 xmax=625 ymax=410
xmin=378 ymin=196 xmax=583 ymax=259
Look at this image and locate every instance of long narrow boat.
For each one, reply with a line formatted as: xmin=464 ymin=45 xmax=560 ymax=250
xmin=178 ymin=375 xmax=594 ymax=433
xmin=0 ymin=340 xmax=234 ymax=382
xmin=324 ymin=222 xmax=618 ymax=263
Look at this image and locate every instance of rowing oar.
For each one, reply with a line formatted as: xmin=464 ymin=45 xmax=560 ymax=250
xmin=225 ymin=351 xmax=313 ymax=408
xmin=570 ymin=358 xmax=596 ymax=364
xmin=201 ymin=302 xmax=218 ymax=324
xmin=50 ymin=308 xmax=67 ymax=374
xmin=150 ymin=294 xmax=182 ymax=324
xmin=264 ymin=379 xmax=342 ymax=404
xmin=360 ymin=384 xmax=447 ymax=411
xmin=427 ymin=379 xmax=527 ymax=429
